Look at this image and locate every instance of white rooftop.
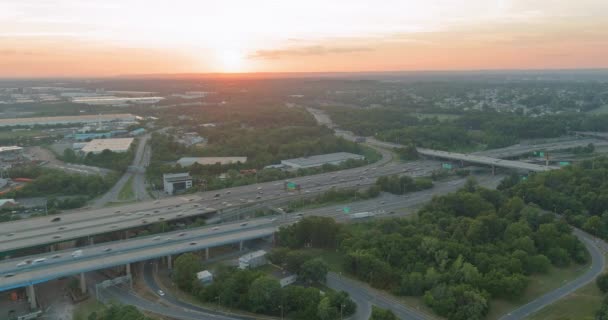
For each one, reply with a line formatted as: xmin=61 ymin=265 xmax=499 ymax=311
xmin=239 ymin=250 xmax=267 ymax=262
xmin=177 ymin=157 xmax=247 ymax=166
xmin=0 ymin=146 xmax=23 ymax=153
xmin=81 ymin=138 xmax=134 ymax=154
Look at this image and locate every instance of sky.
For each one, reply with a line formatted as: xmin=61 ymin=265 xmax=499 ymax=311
xmin=1 ymin=0 xmax=608 ymax=77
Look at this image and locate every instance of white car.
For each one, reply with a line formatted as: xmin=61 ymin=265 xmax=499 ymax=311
xmin=157 ymin=290 xmax=165 ymax=296
xmin=33 ymin=258 xmax=46 ymax=264
xmin=71 ymin=250 xmax=83 ymax=258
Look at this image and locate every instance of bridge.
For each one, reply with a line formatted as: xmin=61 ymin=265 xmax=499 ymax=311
xmin=0 ymin=218 xmax=276 ymax=307
xmin=417 ymin=148 xmax=559 ymax=173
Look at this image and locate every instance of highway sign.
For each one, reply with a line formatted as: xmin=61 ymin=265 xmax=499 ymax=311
xmin=343 ymin=207 xmax=351 ymax=213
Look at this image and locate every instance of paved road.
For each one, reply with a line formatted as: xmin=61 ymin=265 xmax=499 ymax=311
xmin=500 ymin=228 xmax=606 ymax=320
xmin=91 ymin=133 xmax=150 ymax=208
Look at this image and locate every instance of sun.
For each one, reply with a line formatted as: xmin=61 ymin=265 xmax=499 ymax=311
xmin=217 ymin=50 xmax=245 ymax=72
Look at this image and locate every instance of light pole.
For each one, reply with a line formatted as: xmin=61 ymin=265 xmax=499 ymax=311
xmin=340 ymin=303 xmax=345 ymax=320
xmin=279 ymin=304 xmax=284 ymax=320
xmin=216 ymin=295 xmax=221 ymax=311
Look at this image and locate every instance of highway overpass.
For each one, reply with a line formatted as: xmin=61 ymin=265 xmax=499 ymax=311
xmin=0 ymin=218 xmax=276 ymax=295
xmin=417 ymin=148 xmax=559 ymax=172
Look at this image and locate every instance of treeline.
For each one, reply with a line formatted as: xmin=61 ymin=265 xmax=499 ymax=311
xmin=62 ymin=146 xmax=135 ymax=172
xmin=6 ymin=165 xmax=117 ymax=200
xmin=499 ymin=157 xmax=608 ymax=241
xmin=325 ymin=107 xmax=608 ymax=150
xmin=277 ymin=190 xmax=587 ymax=319
xmin=172 ymin=253 xmax=355 ymax=320
xmin=286 ymin=187 xmax=380 ymax=212
xmin=375 ymin=175 xmax=433 ymax=194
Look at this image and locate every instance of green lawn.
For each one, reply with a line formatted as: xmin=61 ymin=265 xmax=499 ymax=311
xmin=587 ymin=105 xmax=608 ymax=115
xmin=486 ymin=261 xmax=591 ymax=319
xmin=72 ymin=299 xmax=105 ymax=320
xmin=527 ymin=254 xmax=608 ymax=320
xmin=118 ymin=176 xmax=135 ymax=201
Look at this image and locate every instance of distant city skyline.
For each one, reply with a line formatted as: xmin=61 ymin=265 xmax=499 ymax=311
xmin=1 ymin=0 xmax=608 ymax=77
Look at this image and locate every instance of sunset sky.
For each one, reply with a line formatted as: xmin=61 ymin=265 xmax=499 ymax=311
xmin=1 ymin=0 xmax=608 ymax=77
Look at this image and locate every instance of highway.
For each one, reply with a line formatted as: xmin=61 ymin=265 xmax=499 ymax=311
xmin=0 ymin=218 xmax=276 ymax=291
xmin=0 ymin=147 xmax=445 ymax=253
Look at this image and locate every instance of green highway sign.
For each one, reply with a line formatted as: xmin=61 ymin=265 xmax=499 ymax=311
xmin=343 ymin=207 xmax=351 ymax=214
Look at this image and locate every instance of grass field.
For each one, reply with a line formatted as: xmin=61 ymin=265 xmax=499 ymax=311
xmin=527 ymin=254 xmax=608 ymax=320
xmin=72 ymin=299 xmax=104 ymax=320
xmin=414 ymin=113 xmax=461 ymax=121
xmin=587 ymin=105 xmax=608 ymax=115
xmin=118 ymin=176 xmax=135 ymax=201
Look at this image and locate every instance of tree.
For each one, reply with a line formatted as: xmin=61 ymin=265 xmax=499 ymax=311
xmin=248 ymin=276 xmax=281 ymax=314
xmin=369 ymin=306 xmax=398 ymax=320
xmin=298 ymin=258 xmax=329 ymax=284
xmin=597 ymin=273 xmax=608 ymax=293
xmin=173 ymin=253 xmax=201 ymax=291
xmin=317 ymin=296 xmax=338 ymax=320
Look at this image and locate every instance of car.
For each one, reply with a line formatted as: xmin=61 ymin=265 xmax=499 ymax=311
xmin=16 ymin=261 xmax=28 ymax=268
xmin=256 ymin=196 xmax=262 ymax=199
xmin=153 ymin=236 xmax=161 ymax=240
xmin=212 ymin=227 xmax=219 ymax=231
xmin=175 ymin=204 xmax=181 ymax=208
xmin=189 ymin=242 xmax=197 ymax=246
xmin=257 ymin=186 xmax=262 ymax=190
xmin=51 ymin=217 xmax=61 ymax=222
xmin=157 ymin=290 xmax=165 ymax=296
xmin=178 ymin=232 xmax=187 ymax=237
xmin=296 ymin=213 xmax=303 ymax=217
xmin=240 ymin=222 xmax=248 ymax=226
xmin=33 ymin=258 xmax=46 ymax=264
xmin=53 ymin=235 xmax=61 ymax=239
xmin=103 ymin=248 xmax=112 ymax=252
xmin=57 ymin=226 xmax=66 ymax=230
xmin=154 ymin=200 xmax=160 ymax=204
xmin=214 ymin=194 xmax=221 ymax=198
xmin=72 ymin=250 xmax=83 ymax=258
xmin=153 ymin=210 xmax=159 ymax=213
xmin=226 ymin=191 xmax=231 ymax=194
xmin=115 ymin=210 xmax=121 ymax=213
xmin=51 ymin=254 xmax=61 ymax=259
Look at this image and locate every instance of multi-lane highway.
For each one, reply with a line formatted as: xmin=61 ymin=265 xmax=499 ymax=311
xmin=0 ymin=149 xmax=444 ymax=254
xmin=0 ymin=218 xmax=276 ymax=291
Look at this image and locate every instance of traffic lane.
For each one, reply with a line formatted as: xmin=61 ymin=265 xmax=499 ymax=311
xmin=499 ymin=229 xmax=605 ymax=320
xmin=0 ymin=219 xmax=275 ymax=275
xmin=327 ymin=273 xmax=428 ymax=320
xmin=326 ymin=273 xmax=372 ymax=320
xmin=0 ymin=227 xmax=276 ymax=291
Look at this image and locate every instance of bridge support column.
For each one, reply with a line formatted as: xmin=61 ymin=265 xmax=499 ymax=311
xmin=89 ymin=237 xmax=94 ymax=245
xmin=80 ymin=272 xmax=87 ymax=294
xmin=126 ymin=263 xmax=131 ymax=275
xmin=239 ymin=240 xmax=244 ymax=251
xmin=491 ymin=165 xmax=496 ymax=176
xmin=124 ymin=231 xmax=129 ymax=240
xmin=167 ymin=255 xmax=172 ymax=269
xmin=205 ymin=247 xmax=210 ymax=260
xmin=26 ymin=284 xmax=36 ymax=309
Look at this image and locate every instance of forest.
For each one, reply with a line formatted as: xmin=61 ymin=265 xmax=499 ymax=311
xmin=276 ymin=187 xmax=588 ymax=320
xmin=500 ymin=157 xmax=608 ymax=242
xmin=324 ymin=107 xmax=608 ymax=150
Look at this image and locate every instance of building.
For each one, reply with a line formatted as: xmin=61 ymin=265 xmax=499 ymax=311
xmin=238 ymin=250 xmax=267 ymax=270
xmin=280 ymin=152 xmax=365 ymax=169
xmin=0 ymin=114 xmax=136 ymax=127
xmin=81 ymin=138 xmax=134 ymax=154
xmin=71 ymin=96 xmax=164 ymax=106
xmin=177 ymin=132 xmax=206 ymax=146
xmin=72 ymin=132 xmax=114 ymax=141
xmin=177 ymin=157 xmax=247 ymax=167
xmin=163 ymin=173 xmax=193 ymax=194
xmin=0 ymin=199 xmax=18 ymax=208
xmin=196 ymin=270 xmax=213 ymax=285
xmin=0 ymin=146 xmax=24 ymax=162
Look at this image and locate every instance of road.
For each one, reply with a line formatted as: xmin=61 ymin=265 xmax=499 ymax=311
xmin=499 ymin=228 xmax=606 ymax=320
xmin=90 ymin=133 xmax=151 ymax=208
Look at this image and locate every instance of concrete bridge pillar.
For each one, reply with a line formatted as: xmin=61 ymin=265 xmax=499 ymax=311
xmin=205 ymin=247 xmax=210 ymax=260
xmin=126 ymin=263 xmax=131 ymax=275
xmin=239 ymin=240 xmax=244 ymax=251
xmin=26 ymin=284 xmax=36 ymax=309
xmin=80 ymin=272 xmax=87 ymax=294
xmin=491 ymin=165 xmax=496 ymax=176
xmin=167 ymin=255 xmax=172 ymax=269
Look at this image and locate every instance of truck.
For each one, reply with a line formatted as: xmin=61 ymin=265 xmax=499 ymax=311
xmin=349 ymin=212 xmax=376 ymax=220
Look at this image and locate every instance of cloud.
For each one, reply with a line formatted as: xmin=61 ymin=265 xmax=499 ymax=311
xmin=249 ymin=45 xmax=373 ymax=60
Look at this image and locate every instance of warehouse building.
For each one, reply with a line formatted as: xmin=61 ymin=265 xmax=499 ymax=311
xmin=177 ymin=157 xmax=247 ymax=167
xmin=238 ymin=250 xmax=267 ymax=270
xmin=163 ymin=172 xmax=193 ymax=194
xmin=0 ymin=146 xmax=24 ymax=162
xmin=80 ymin=138 xmax=134 ymax=154
xmin=71 ymin=96 xmax=164 ymax=106
xmin=280 ymin=152 xmax=365 ymax=169
xmin=0 ymin=114 xmax=136 ymax=127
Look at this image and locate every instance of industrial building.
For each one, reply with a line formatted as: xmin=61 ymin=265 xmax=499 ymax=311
xmin=71 ymin=96 xmax=164 ymax=106
xmin=177 ymin=157 xmax=247 ymax=167
xmin=0 ymin=146 xmax=24 ymax=162
xmin=163 ymin=172 xmax=193 ymax=194
xmin=80 ymin=138 xmax=134 ymax=154
xmin=238 ymin=250 xmax=267 ymax=269
xmin=0 ymin=114 xmax=136 ymax=127
xmin=280 ymin=152 xmax=365 ymax=169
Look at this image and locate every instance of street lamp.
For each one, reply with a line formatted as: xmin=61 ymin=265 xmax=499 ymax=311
xmin=340 ymin=303 xmax=346 ymax=320
xmin=279 ymin=304 xmax=284 ymax=320
xmin=216 ymin=295 xmax=221 ymax=311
